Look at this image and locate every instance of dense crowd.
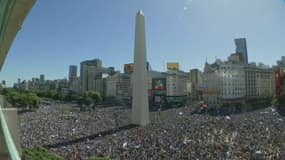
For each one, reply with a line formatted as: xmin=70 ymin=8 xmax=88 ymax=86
xmin=19 ymin=103 xmax=285 ymax=159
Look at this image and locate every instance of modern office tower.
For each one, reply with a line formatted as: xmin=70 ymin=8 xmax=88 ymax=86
xmin=69 ymin=65 xmax=77 ymax=81
xmin=80 ymin=59 xmax=100 ymax=93
xmin=80 ymin=59 xmax=114 ymax=93
xmin=131 ymin=10 xmax=150 ymax=126
xmin=40 ymin=74 xmax=44 ymax=83
xmin=94 ymin=58 xmax=102 ymax=68
xmin=235 ymin=38 xmax=248 ymax=64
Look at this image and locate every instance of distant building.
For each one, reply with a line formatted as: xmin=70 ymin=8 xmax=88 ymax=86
xmin=190 ymin=69 xmax=203 ymax=100
xmin=202 ymin=61 xmax=222 ymax=107
xmin=94 ymin=73 xmax=109 ymax=96
xmin=106 ymin=72 xmax=121 ymax=97
xmin=69 ymin=65 xmax=77 ymax=81
xmin=69 ymin=77 xmax=81 ymax=94
xmin=245 ymin=64 xmax=275 ymax=98
xmin=166 ymin=69 xmax=187 ymax=96
xmin=40 ymin=74 xmax=45 ymax=83
xmin=235 ymin=38 xmax=248 ymax=64
xmin=80 ymin=59 xmax=114 ymax=93
xmin=121 ymin=73 xmax=132 ymax=97
xmin=202 ymin=57 xmax=275 ymax=108
xmin=276 ymin=56 xmax=285 ymax=76
xmin=273 ymin=56 xmax=285 ymax=96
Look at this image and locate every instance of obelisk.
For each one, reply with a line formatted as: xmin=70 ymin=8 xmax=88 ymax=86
xmin=131 ymin=10 xmax=150 ymax=126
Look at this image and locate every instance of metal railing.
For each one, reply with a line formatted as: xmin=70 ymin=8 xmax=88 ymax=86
xmin=0 ymin=105 xmax=21 ymax=160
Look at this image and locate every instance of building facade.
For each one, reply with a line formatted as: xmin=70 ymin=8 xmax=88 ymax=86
xmin=235 ymin=38 xmax=248 ymax=64
xmin=106 ymin=72 xmax=122 ymax=97
xmin=202 ymin=58 xmax=275 ymax=108
xmin=166 ymin=70 xmax=188 ymax=96
xmin=69 ymin=65 xmax=77 ymax=81
xmin=80 ymin=59 xmax=114 ymax=93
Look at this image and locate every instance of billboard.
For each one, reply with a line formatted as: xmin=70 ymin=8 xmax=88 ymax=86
xmin=275 ymin=69 xmax=281 ymax=97
xmin=124 ymin=63 xmax=134 ymax=74
xmin=152 ymin=78 xmax=166 ymax=90
xmin=167 ymin=62 xmax=179 ymax=70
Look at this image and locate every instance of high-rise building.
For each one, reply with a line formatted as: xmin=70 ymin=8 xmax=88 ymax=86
xmin=235 ymin=38 xmax=248 ymax=64
xmin=80 ymin=59 xmax=115 ymax=93
xmin=69 ymin=65 xmax=77 ymax=81
xmin=40 ymin=74 xmax=44 ymax=83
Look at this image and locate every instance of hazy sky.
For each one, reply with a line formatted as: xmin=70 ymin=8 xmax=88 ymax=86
xmin=1 ymin=0 xmax=285 ymax=86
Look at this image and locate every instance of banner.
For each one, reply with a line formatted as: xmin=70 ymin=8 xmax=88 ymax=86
xmin=275 ymin=69 xmax=281 ymax=97
xmin=167 ymin=62 xmax=179 ymax=70
xmin=152 ymin=78 xmax=166 ymax=90
xmin=124 ymin=63 xmax=134 ymax=74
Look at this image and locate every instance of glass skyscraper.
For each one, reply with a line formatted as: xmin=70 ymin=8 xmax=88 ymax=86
xmin=235 ymin=38 xmax=248 ymax=64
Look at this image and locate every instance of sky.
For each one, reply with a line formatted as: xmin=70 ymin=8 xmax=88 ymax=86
xmin=1 ymin=0 xmax=285 ymax=86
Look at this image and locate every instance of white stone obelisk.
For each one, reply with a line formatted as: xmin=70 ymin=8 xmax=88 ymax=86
xmin=131 ymin=10 xmax=150 ymax=126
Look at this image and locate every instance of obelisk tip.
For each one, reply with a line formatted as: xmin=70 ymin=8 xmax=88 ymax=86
xmin=137 ymin=10 xmax=144 ymax=16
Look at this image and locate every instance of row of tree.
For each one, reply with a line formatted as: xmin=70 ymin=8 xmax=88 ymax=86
xmin=32 ymin=89 xmax=102 ymax=107
xmin=1 ymin=88 xmax=103 ymax=110
xmin=1 ymin=88 xmax=41 ymax=110
xmin=22 ymin=147 xmax=111 ymax=160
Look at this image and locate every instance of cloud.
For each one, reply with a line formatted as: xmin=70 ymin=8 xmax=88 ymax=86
xmin=183 ymin=0 xmax=193 ymax=11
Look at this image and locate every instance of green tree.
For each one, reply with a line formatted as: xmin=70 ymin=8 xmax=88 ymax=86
xmin=78 ymin=91 xmax=102 ymax=109
xmin=26 ymin=92 xmax=42 ymax=109
xmin=84 ymin=91 xmax=102 ymax=108
xmin=271 ymin=96 xmax=279 ymax=107
xmin=22 ymin=147 xmax=63 ymax=160
xmin=81 ymin=94 xmax=93 ymax=106
xmin=88 ymin=157 xmax=111 ymax=160
xmin=53 ymin=91 xmax=63 ymax=101
xmin=6 ymin=90 xmax=21 ymax=107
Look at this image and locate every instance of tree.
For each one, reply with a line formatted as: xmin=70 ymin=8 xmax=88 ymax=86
xmin=6 ymin=90 xmax=21 ymax=107
xmin=26 ymin=92 xmax=42 ymax=109
xmin=88 ymin=157 xmax=111 ymax=160
xmin=85 ymin=91 xmax=102 ymax=108
xmin=4 ymin=89 xmax=42 ymax=110
xmin=53 ymin=91 xmax=63 ymax=101
xmin=81 ymin=95 xmax=93 ymax=106
xmin=63 ymin=91 xmax=81 ymax=102
xmin=79 ymin=91 xmax=102 ymax=109
xmin=22 ymin=147 xmax=63 ymax=160
xmin=271 ymin=96 xmax=279 ymax=107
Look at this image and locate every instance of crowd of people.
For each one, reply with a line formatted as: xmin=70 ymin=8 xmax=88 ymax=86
xmin=19 ymin=102 xmax=285 ymax=159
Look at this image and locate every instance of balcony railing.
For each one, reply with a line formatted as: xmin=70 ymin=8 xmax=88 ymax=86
xmin=0 ymin=105 xmax=21 ymax=160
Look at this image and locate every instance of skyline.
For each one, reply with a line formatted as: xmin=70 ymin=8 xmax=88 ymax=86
xmin=1 ymin=0 xmax=285 ymax=86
